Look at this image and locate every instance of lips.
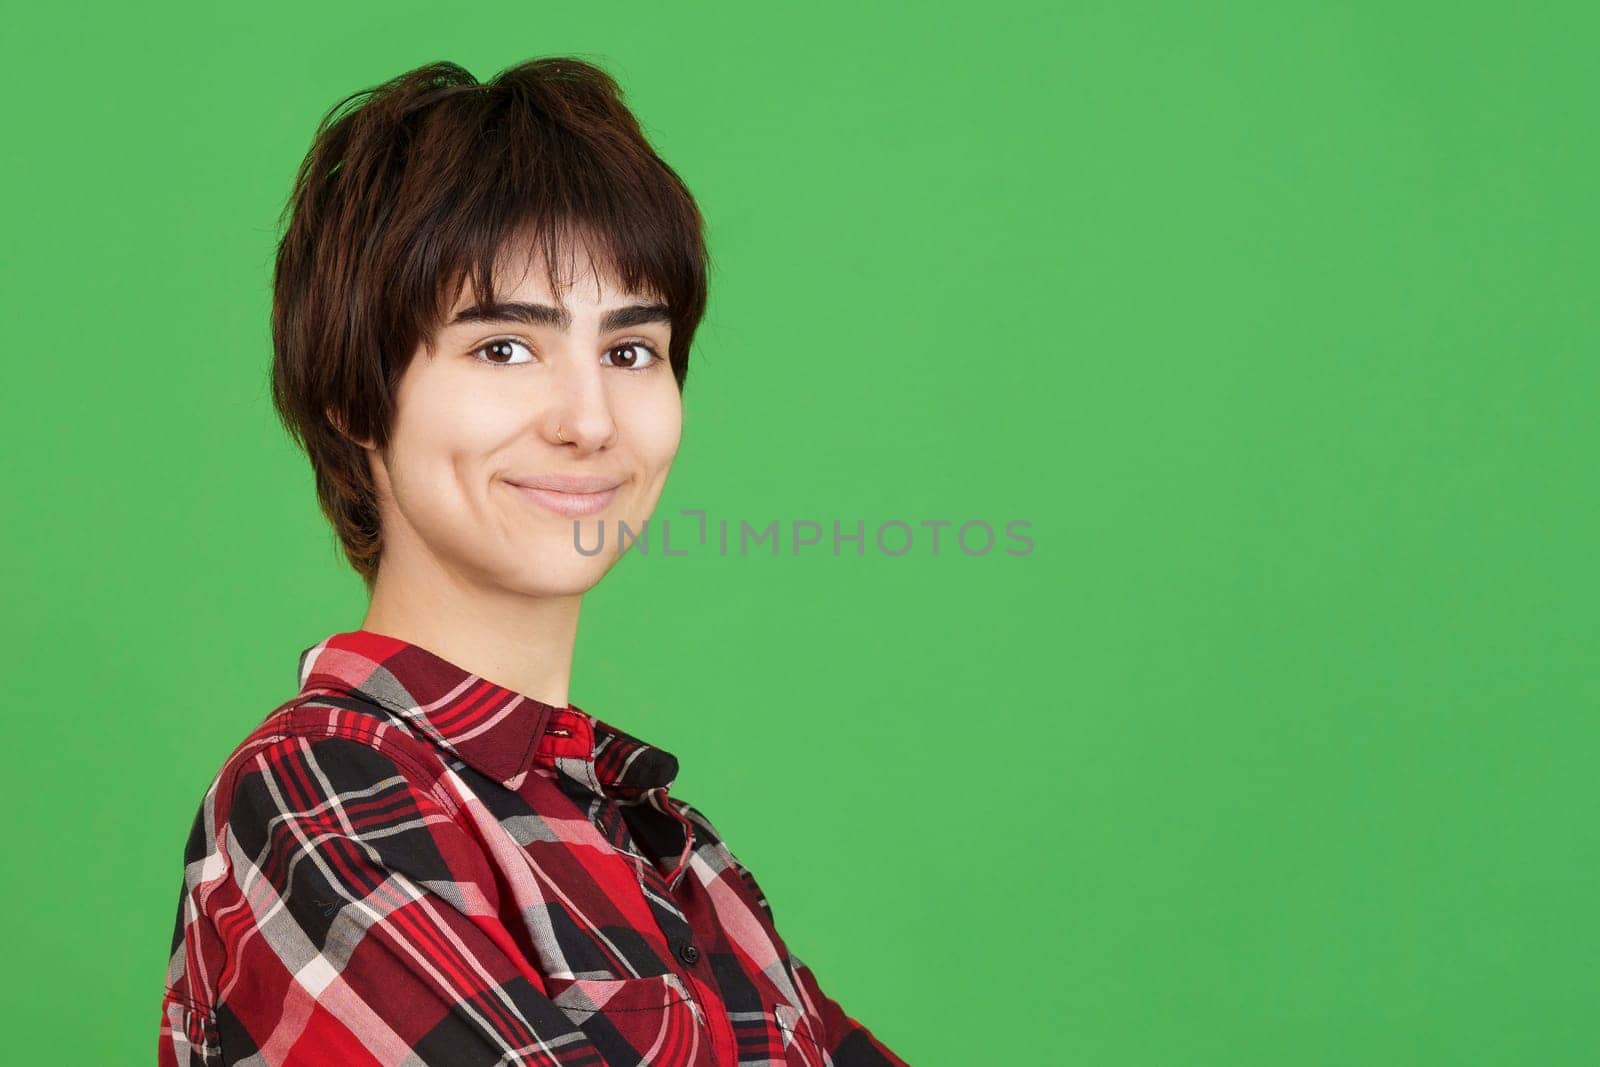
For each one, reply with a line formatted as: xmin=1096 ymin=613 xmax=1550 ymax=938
xmin=504 ymin=476 xmax=623 ymax=518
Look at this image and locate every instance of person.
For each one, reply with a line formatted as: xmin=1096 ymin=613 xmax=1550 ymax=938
xmin=157 ymin=57 xmax=909 ymax=1067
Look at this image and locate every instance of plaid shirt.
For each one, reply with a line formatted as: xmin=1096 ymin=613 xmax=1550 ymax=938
xmin=159 ymin=629 xmax=908 ymax=1066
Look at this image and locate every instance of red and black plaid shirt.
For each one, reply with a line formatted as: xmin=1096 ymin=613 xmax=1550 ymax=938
xmin=159 ymin=629 xmax=908 ymax=1066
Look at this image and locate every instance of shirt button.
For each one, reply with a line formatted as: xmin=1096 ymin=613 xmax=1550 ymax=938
xmin=678 ymin=942 xmax=700 ymax=964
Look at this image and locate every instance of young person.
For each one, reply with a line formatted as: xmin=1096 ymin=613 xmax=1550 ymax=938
xmin=158 ymin=57 xmax=909 ymax=1067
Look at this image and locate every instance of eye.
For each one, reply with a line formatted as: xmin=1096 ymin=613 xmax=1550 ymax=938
xmin=471 ymin=337 xmax=534 ymax=366
xmin=604 ymin=340 xmax=662 ymax=372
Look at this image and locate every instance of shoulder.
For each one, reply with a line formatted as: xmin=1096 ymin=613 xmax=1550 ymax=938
xmin=667 ymin=797 xmax=757 ymax=886
xmin=197 ymin=696 xmax=462 ymax=843
xmin=669 ymin=795 xmax=727 ymax=845
xmin=668 ymin=794 xmax=783 ymax=925
xmin=166 ymin=697 xmax=491 ymax=1017
xmin=182 ymin=695 xmax=496 ymax=910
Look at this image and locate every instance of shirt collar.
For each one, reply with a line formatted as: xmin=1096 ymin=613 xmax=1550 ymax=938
xmin=294 ymin=628 xmax=680 ymax=799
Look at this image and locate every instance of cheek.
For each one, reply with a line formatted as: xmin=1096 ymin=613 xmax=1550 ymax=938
xmin=386 ymin=387 xmax=512 ymax=506
xmin=625 ymin=388 xmax=683 ymax=468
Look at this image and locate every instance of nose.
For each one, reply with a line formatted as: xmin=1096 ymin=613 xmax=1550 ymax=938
xmin=543 ymin=357 xmax=618 ymax=453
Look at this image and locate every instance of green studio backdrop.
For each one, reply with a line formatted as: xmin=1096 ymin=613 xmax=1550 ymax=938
xmin=2 ymin=2 xmax=1595 ymax=1064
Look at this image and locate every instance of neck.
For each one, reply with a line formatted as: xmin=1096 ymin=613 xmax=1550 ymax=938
xmin=361 ymin=559 xmax=583 ymax=709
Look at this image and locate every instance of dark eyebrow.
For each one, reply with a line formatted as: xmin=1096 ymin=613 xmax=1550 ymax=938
xmin=447 ymin=301 xmax=672 ymax=333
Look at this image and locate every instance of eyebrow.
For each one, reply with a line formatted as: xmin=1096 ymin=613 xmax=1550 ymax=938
xmin=447 ymin=301 xmax=672 ymax=333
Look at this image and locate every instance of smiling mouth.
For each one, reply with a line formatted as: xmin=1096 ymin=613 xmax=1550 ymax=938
xmin=505 ymin=481 xmax=620 ymax=518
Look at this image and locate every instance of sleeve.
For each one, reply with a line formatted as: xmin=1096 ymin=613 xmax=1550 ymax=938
xmin=201 ymin=733 xmax=604 ymax=1066
xmin=785 ymin=948 xmax=912 ymax=1067
xmin=686 ymin=802 xmax=910 ymax=1067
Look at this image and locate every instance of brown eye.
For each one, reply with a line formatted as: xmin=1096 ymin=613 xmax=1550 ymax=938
xmin=472 ymin=338 xmax=534 ymax=366
xmin=604 ymin=341 xmax=660 ymax=371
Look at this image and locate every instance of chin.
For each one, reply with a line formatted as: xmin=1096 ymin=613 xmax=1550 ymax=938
xmin=494 ymin=550 xmax=616 ymax=598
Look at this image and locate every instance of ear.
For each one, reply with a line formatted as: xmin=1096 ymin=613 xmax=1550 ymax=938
xmin=325 ymin=405 xmax=376 ymax=451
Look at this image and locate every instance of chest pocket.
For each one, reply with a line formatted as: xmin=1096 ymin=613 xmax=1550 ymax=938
xmin=543 ymin=971 xmax=712 ymax=1067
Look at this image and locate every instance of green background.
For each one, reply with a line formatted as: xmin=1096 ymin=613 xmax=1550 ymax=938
xmin=2 ymin=2 xmax=1595 ymax=1063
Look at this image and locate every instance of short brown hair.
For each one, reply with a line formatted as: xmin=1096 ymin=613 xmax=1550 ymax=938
xmin=269 ymin=57 xmax=710 ymax=591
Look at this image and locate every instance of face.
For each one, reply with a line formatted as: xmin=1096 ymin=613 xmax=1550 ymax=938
xmin=359 ymin=241 xmax=682 ymax=599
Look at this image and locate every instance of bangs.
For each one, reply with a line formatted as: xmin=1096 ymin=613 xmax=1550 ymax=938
xmin=447 ymin=213 xmax=673 ymax=324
